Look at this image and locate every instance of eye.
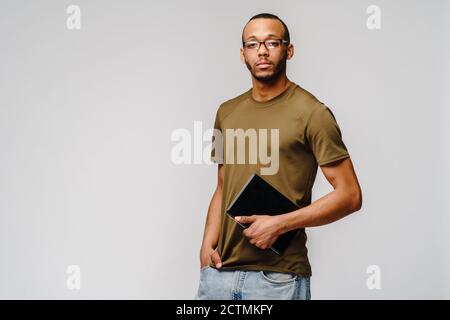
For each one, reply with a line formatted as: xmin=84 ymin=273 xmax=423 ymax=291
xmin=266 ymin=40 xmax=280 ymax=48
xmin=245 ymin=41 xmax=258 ymax=49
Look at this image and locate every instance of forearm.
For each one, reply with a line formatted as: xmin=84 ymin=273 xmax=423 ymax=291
xmin=279 ymin=187 xmax=361 ymax=233
xmin=200 ymin=187 xmax=223 ymax=250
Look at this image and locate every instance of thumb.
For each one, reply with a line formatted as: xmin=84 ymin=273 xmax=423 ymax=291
xmin=211 ymin=250 xmax=222 ymax=268
xmin=235 ymin=215 xmax=255 ymax=223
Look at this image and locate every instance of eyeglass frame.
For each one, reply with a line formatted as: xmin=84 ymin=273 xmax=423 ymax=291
xmin=242 ymin=38 xmax=290 ymax=50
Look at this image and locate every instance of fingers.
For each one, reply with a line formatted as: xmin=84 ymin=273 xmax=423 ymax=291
xmin=210 ymin=249 xmax=222 ymax=268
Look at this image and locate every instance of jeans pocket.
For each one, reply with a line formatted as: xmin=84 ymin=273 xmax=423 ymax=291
xmin=260 ymin=270 xmax=297 ymax=284
xmin=200 ymin=265 xmax=211 ymax=272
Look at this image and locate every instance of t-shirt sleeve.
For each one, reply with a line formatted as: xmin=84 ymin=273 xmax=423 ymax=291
xmin=210 ymin=109 xmax=224 ymax=164
xmin=305 ymin=103 xmax=350 ymax=166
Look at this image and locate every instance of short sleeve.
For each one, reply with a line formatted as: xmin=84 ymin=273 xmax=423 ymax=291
xmin=210 ymin=109 xmax=224 ymax=164
xmin=305 ymin=104 xmax=350 ymax=166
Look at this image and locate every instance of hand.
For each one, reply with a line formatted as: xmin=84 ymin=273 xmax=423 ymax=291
xmin=200 ymin=246 xmax=223 ymax=269
xmin=235 ymin=215 xmax=284 ymax=250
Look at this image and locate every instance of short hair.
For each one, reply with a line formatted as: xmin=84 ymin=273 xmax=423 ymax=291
xmin=241 ymin=13 xmax=290 ymax=45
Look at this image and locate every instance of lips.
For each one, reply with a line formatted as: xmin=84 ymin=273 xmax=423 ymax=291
xmin=256 ymin=60 xmax=272 ymax=66
xmin=256 ymin=61 xmax=272 ymax=69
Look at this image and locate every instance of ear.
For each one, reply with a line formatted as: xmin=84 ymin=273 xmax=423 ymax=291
xmin=286 ymin=43 xmax=294 ymax=60
xmin=240 ymin=47 xmax=245 ymax=64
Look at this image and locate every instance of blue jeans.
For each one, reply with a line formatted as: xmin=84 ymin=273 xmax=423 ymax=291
xmin=194 ymin=266 xmax=311 ymax=300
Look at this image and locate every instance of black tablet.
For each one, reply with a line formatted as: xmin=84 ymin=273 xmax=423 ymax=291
xmin=226 ymin=173 xmax=301 ymax=255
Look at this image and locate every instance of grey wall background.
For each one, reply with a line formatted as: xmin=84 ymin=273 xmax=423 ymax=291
xmin=0 ymin=0 xmax=448 ymax=299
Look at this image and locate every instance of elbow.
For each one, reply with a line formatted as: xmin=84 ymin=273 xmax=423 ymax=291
xmin=349 ymin=188 xmax=363 ymax=213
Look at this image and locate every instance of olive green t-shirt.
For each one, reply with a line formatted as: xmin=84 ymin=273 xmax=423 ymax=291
xmin=209 ymin=81 xmax=350 ymax=277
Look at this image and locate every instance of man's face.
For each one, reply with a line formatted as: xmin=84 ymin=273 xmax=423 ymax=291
xmin=240 ymin=18 xmax=294 ymax=83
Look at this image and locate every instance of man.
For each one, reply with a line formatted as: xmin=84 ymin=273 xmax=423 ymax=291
xmin=195 ymin=13 xmax=362 ymax=300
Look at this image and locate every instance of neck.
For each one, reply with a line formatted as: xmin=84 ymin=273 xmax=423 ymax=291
xmin=251 ymin=74 xmax=291 ymax=102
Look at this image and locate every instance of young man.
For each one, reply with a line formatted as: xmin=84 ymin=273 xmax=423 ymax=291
xmin=195 ymin=13 xmax=362 ymax=300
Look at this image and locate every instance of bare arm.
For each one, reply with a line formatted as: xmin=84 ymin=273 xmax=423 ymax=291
xmin=199 ymin=164 xmax=224 ymax=269
xmin=279 ymin=157 xmax=363 ymax=233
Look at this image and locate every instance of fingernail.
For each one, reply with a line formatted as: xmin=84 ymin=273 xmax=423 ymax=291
xmin=235 ymin=217 xmax=240 ymax=221
xmin=217 ymin=263 xmax=222 ymax=268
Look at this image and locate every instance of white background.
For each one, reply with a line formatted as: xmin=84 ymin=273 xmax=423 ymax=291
xmin=0 ymin=0 xmax=448 ymax=299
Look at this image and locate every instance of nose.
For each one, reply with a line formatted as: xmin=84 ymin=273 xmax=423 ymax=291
xmin=257 ymin=42 xmax=269 ymax=56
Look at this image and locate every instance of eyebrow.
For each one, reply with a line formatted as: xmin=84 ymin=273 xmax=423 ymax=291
xmin=244 ymin=33 xmax=282 ymax=41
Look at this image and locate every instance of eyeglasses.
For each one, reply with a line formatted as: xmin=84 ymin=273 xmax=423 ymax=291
xmin=243 ymin=39 xmax=289 ymax=50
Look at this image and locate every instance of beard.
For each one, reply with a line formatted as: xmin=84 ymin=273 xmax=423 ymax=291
xmin=245 ymin=51 xmax=287 ymax=84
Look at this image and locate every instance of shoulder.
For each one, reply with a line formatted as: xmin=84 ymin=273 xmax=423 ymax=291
xmin=290 ymin=84 xmax=324 ymax=114
xmin=290 ymin=84 xmax=340 ymax=125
